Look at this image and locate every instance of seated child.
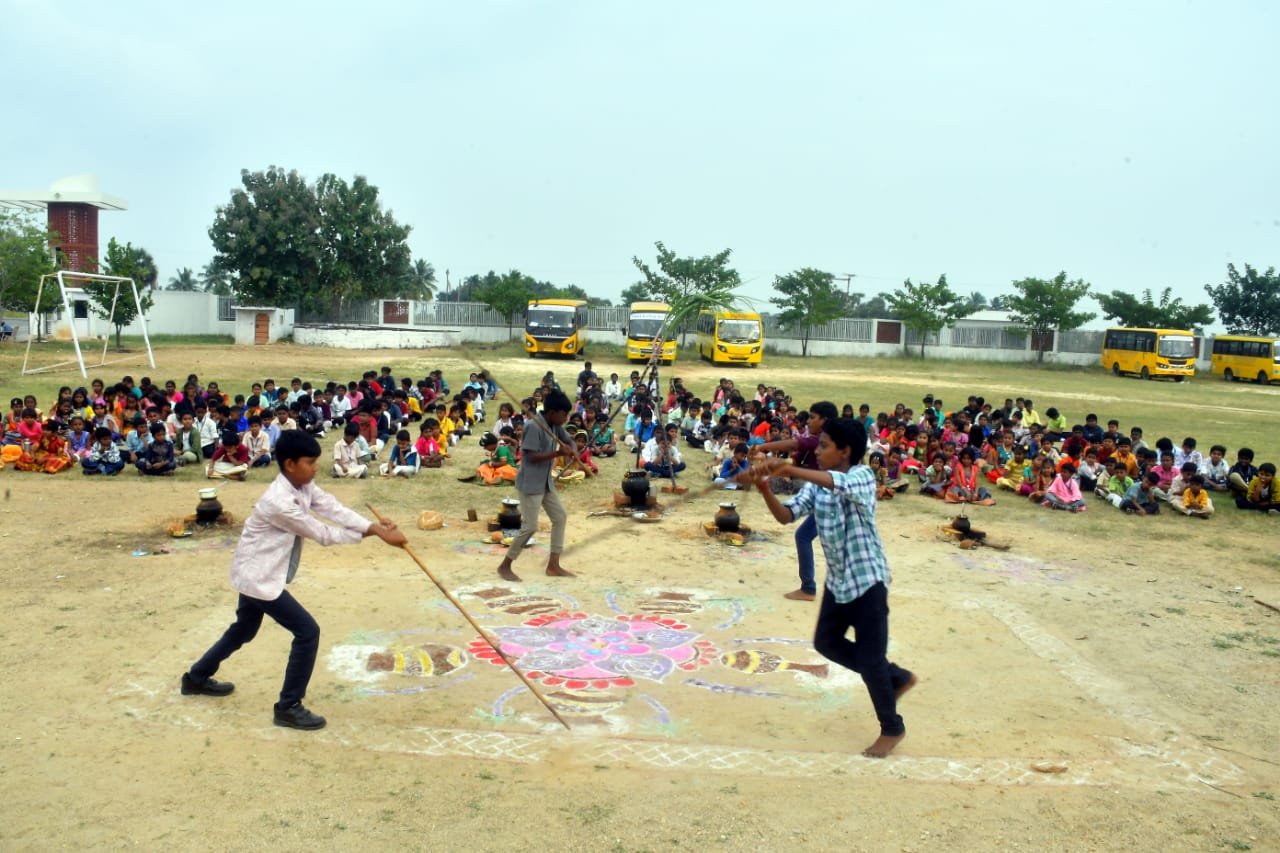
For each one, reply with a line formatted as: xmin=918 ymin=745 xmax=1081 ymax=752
xmin=572 ymin=431 xmax=599 ymax=477
xmin=714 ymin=443 xmax=751 ymax=490
xmin=945 ymin=447 xmax=995 ymax=505
xmin=919 ymin=454 xmax=950 ymax=498
xmin=1227 ymin=448 xmax=1257 ymax=498
xmin=1199 ymin=444 xmax=1230 ymax=492
xmin=476 ymin=431 xmax=517 ymax=484
xmin=642 ymin=424 xmax=686 ymax=479
xmin=15 ymin=420 xmax=74 ymax=473
xmin=66 ymin=416 xmax=93 ymax=460
xmin=207 ymin=429 xmax=249 ymax=480
xmin=1171 ymin=474 xmax=1213 ymax=518
xmin=174 ymin=412 xmax=203 ymax=466
xmin=1167 ymin=461 xmax=1199 ymax=500
xmin=1098 ymin=457 xmax=1134 ymax=507
xmin=883 ymin=448 xmax=911 ymax=493
xmin=82 ymin=426 xmax=125 ymax=476
xmin=1235 ymin=462 xmax=1276 ymax=513
xmin=414 ymin=419 xmax=444 ymax=468
xmin=1043 ymin=462 xmax=1086 ymax=512
xmin=332 ymin=423 xmax=370 ymax=479
xmin=1120 ymin=471 xmax=1162 ymax=515
xmin=379 ymin=429 xmax=420 ymax=478
xmin=1025 ymin=457 xmax=1057 ymax=502
xmin=590 ymin=418 xmax=617 ymax=457
xmin=137 ymin=422 xmax=176 ymax=476
xmin=1075 ymin=448 xmax=1103 ymax=493
xmin=241 ymin=416 xmax=273 ymax=467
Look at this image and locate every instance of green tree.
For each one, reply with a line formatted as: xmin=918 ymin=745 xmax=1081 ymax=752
xmin=208 ymin=167 xmax=412 ymax=313
xmin=843 ymin=292 xmax=892 ymax=319
xmin=477 ymin=269 xmax=535 ymax=341
xmin=401 ymin=259 xmax=437 ymax=301
xmin=965 ymin=291 xmax=988 ymax=313
xmin=0 ymin=210 xmax=58 ymax=319
xmin=631 ymin=241 xmax=741 ymax=344
xmin=200 ymin=260 xmax=232 ymax=296
xmin=1002 ymin=272 xmax=1095 ymax=362
xmin=313 ymin=173 xmax=412 ymax=311
xmin=89 ymin=237 xmax=158 ymax=349
xmin=619 ymin=281 xmax=652 ymax=306
xmin=167 ymin=266 xmax=199 ymax=291
xmin=1093 ymin=287 xmax=1214 ymax=330
xmin=770 ymin=268 xmax=846 ymax=356
xmin=882 ymin=274 xmax=969 ymax=357
xmin=1205 ymin=263 xmax=1280 ymax=335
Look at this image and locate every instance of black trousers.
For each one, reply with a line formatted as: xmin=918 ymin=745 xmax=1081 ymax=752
xmin=813 ymin=583 xmax=911 ymax=737
xmin=190 ymin=590 xmax=319 ymax=709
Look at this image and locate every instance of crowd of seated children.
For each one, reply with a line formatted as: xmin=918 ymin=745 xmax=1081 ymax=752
xmin=5 ymin=370 xmax=1279 ymax=528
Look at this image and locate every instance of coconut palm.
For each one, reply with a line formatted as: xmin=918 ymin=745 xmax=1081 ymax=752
xmin=167 ymin=266 xmax=199 ymax=291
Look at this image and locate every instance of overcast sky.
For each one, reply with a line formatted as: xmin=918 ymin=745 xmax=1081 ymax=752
xmin=2 ymin=1 xmax=1276 ymax=323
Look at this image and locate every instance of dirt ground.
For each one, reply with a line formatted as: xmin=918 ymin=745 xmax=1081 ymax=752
xmin=1 ymin=345 xmax=1277 ymax=851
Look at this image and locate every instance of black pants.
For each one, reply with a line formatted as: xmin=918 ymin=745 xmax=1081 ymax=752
xmin=813 ymin=583 xmax=911 ymax=737
xmin=189 ymin=590 xmax=319 ymax=709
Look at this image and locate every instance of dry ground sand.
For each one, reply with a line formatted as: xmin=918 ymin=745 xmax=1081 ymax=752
xmin=1 ymin=345 xmax=1277 ymax=851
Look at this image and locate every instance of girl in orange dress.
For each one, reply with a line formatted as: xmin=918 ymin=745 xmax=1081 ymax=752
xmin=15 ymin=421 xmax=74 ymax=473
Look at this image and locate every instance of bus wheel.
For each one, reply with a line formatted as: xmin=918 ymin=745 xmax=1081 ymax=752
xmin=1175 ymin=376 xmax=1185 ymax=382
xmin=1140 ymin=367 xmax=1150 ymax=380
xmin=1112 ymin=363 xmax=1121 ymax=376
xmin=1224 ymin=368 xmax=1234 ymax=382
xmin=1259 ymin=371 xmax=1269 ymax=384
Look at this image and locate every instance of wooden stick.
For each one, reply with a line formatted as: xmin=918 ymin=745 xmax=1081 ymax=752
xmin=1253 ymin=597 xmax=1280 ymax=615
xmin=366 ymin=503 xmax=572 ymax=731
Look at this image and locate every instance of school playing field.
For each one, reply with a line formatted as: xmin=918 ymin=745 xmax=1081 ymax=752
xmin=1 ymin=341 xmax=1277 ymax=851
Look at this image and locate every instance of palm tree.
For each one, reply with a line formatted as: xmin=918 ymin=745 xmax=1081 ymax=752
xmin=168 ymin=266 xmax=199 ymax=291
xmin=403 ymin=259 xmax=437 ymax=301
xmin=200 ymin=261 xmax=232 ymax=296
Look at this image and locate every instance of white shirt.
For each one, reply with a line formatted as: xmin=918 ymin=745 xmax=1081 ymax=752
xmin=641 ymin=438 xmax=682 ymax=466
xmin=229 ymin=473 xmax=370 ymax=600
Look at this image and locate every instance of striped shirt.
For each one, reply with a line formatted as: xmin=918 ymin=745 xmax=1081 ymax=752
xmin=786 ymin=466 xmax=890 ymax=603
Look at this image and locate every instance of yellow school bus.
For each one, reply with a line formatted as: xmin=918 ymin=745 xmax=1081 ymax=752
xmin=695 ymin=309 xmax=763 ymax=366
xmin=1210 ymin=335 xmax=1280 ymax=384
xmin=524 ymin=298 xmax=588 ymax=358
xmin=1101 ymin=327 xmax=1196 ymax=381
xmin=625 ymin=301 xmax=677 ymax=364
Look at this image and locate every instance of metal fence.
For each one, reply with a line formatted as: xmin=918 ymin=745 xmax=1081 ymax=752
xmin=1057 ymin=329 xmax=1104 ymax=354
xmin=950 ymin=324 xmax=1027 ymax=350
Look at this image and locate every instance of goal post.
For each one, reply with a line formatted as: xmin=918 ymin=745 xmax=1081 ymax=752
xmin=21 ymin=270 xmax=156 ymax=378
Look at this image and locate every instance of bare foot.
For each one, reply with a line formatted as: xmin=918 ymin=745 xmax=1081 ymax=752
xmin=497 ymin=562 xmax=522 ymax=582
xmin=783 ymin=589 xmax=816 ymax=602
xmin=862 ymin=733 xmax=905 ymax=758
xmin=546 ymin=565 xmax=575 ymax=577
xmin=895 ymin=673 xmax=919 ymax=700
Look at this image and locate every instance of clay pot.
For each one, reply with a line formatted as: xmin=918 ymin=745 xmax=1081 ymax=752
xmin=715 ymin=501 xmax=741 ymax=533
xmin=497 ymin=498 xmax=522 ymax=530
xmin=621 ymin=470 xmax=651 ymax=507
xmin=950 ymin=514 xmax=971 ymax=534
xmin=195 ymin=488 xmax=223 ymax=525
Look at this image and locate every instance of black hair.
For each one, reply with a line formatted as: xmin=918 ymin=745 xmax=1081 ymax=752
xmin=396 ymin=429 xmax=410 ymax=442
xmin=1045 ymin=407 xmax=1059 ymax=419
xmin=1189 ymin=474 xmax=1205 ymax=486
xmin=1260 ymin=462 xmax=1277 ymax=476
xmin=149 ymin=422 xmax=167 ymax=435
xmin=1238 ymin=447 xmax=1254 ymax=461
xmin=275 ymin=429 xmax=321 ymax=469
xmin=1210 ymin=444 xmax=1227 ymax=455
xmin=821 ymin=417 xmax=867 ymax=464
xmin=543 ymin=389 xmax=572 ymax=414
xmin=1182 ymin=436 xmax=1197 ymax=448
xmin=94 ymin=426 xmax=112 ymax=439
xmin=1180 ymin=462 xmax=1197 ymax=474
xmin=809 ymin=401 xmax=838 ymax=420
xmin=343 ymin=422 xmax=360 ymax=437
xmin=1059 ymin=462 xmax=1075 ymax=475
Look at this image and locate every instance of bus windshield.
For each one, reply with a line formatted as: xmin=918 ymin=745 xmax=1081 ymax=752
xmin=527 ymin=307 xmax=575 ymax=332
xmin=718 ymin=320 xmax=760 ymax=343
xmin=628 ymin=313 xmax=672 ymax=341
xmin=1157 ymin=335 xmax=1195 ymax=358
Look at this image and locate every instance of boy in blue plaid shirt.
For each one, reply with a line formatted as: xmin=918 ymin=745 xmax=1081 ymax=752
xmin=747 ymin=417 xmax=917 ymax=757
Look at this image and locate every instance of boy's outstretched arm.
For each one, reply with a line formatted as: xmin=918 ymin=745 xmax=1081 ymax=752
xmin=749 ymin=457 xmax=835 ymax=490
xmin=365 ymin=520 xmax=407 ymax=547
xmin=740 ymin=459 xmax=797 ymax=524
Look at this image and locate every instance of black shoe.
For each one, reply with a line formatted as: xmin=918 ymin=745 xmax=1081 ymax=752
xmin=274 ymin=702 xmax=326 ymax=730
xmin=181 ymin=672 xmax=235 ymax=696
